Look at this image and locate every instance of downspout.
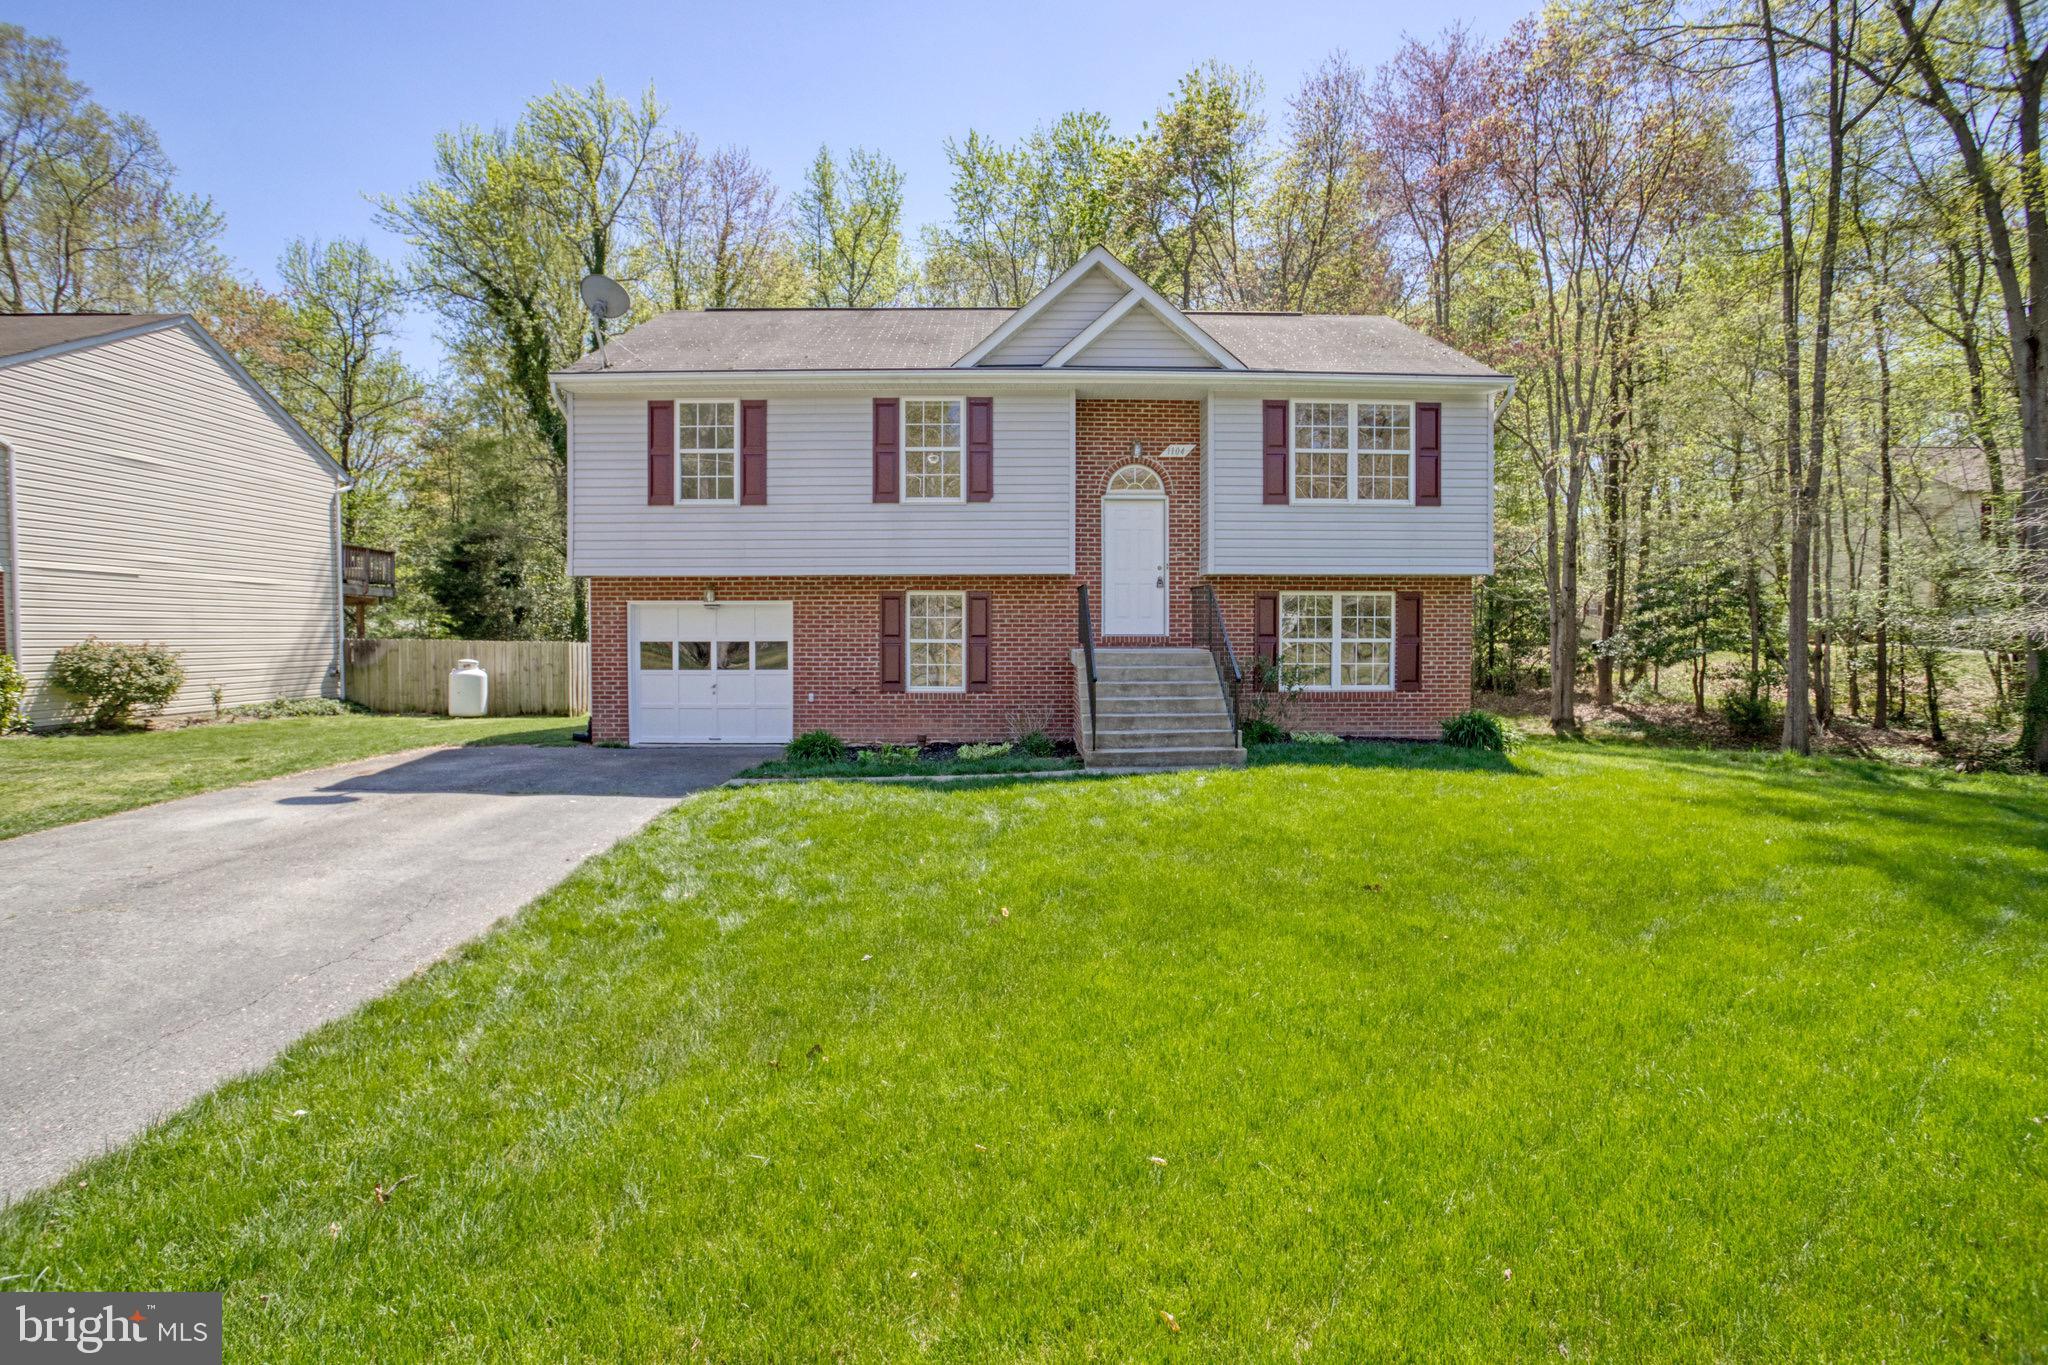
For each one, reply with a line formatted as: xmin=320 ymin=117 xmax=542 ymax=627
xmin=332 ymin=477 xmax=354 ymax=700
xmin=557 ymin=381 xmax=591 ymax=741
xmin=2 ymin=441 xmax=19 ymax=666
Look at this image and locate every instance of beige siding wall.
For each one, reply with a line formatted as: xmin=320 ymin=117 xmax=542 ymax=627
xmin=979 ymin=266 xmax=1127 ymax=365
xmin=1068 ymin=305 xmax=1219 ymax=368
xmin=568 ymin=387 xmax=1076 ymax=576
xmin=1203 ymin=390 xmax=1496 ymax=576
xmin=0 ymin=325 xmax=341 ymax=725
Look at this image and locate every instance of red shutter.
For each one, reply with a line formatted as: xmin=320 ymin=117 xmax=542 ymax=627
xmin=740 ymin=399 xmax=767 ymax=505
xmin=879 ymin=593 xmax=904 ymax=691
xmin=1254 ymin=593 xmax=1279 ymax=668
xmin=1262 ymin=400 xmax=1289 ymax=504
xmin=646 ymin=400 xmax=674 ymax=505
xmin=1396 ymin=592 xmax=1423 ymax=692
xmin=1415 ymin=402 xmax=1441 ymax=506
xmin=966 ymin=397 xmax=994 ymax=502
xmin=872 ymin=398 xmax=900 ymax=502
xmin=966 ymin=591 xmax=991 ymax=691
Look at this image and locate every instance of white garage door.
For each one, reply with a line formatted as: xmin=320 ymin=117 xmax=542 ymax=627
xmin=629 ymin=601 xmax=793 ymax=744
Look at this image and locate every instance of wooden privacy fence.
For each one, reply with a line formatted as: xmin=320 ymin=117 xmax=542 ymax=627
xmin=345 ymin=639 xmax=589 ymax=716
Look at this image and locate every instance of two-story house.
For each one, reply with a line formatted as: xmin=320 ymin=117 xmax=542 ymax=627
xmin=553 ymin=249 xmax=1508 ymax=766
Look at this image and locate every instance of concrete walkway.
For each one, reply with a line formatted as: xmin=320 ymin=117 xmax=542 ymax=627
xmin=0 ymin=742 xmax=774 ymax=1203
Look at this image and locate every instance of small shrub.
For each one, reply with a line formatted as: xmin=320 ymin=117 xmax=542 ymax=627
xmin=1005 ymin=705 xmax=1055 ymax=746
xmin=47 ymin=638 xmax=185 ymax=728
xmin=1018 ymin=730 xmax=1057 ymax=758
xmin=1718 ymin=689 xmax=1777 ymax=740
xmin=785 ymin=729 xmax=847 ymax=764
xmin=856 ymin=743 xmax=919 ymax=766
xmin=210 ymin=682 xmax=225 ymax=718
xmin=958 ymin=741 xmax=1012 ymax=760
xmin=228 ymin=697 xmax=357 ymax=720
xmin=1239 ymin=660 xmax=1303 ymax=740
xmin=1289 ymin=731 xmax=1342 ymax=745
xmin=0 ymin=653 xmax=29 ymax=734
xmin=1440 ymin=709 xmax=1510 ymax=751
xmin=1240 ymin=716 xmax=1288 ymax=746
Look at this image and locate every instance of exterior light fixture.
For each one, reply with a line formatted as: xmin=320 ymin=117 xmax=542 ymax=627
xmin=702 ymin=587 xmax=717 ymax=606
xmin=1132 ymin=441 xmax=1144 ymax=460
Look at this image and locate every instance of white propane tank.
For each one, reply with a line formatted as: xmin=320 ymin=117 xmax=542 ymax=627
xmin=448 ymin=658 xmax=489 ymax=717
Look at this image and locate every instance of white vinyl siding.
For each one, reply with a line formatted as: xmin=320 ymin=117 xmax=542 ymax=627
xmin=1066 ymin=304 xmax=1220 ymax=368
xmin=568 ymin=388 xmax=1075 ymax=576
xmin=0 ymin=326 xmax=341 ymax=726
xmin=1203 ymin=390 xmax=1496 ymax=575
xmin=979 ymin=266 xmax=1129 ymax=366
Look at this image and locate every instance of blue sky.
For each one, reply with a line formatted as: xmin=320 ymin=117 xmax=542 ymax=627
xmin=23 ymin=0 xmax=1531 ymax=370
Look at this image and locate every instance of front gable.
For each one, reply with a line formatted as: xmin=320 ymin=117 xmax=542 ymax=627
xmin=1057 ymin=296 xmax=1220 ymax=369
xmin=978 ymin=264 xmax=1128 ymax=366
xmin=955 ymin=247 xmax=1243 ymax=372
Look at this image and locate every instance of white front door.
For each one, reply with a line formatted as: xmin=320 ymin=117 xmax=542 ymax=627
xmin=1102 ymin=496 xmax=1168 ymax=636
xmin=629 ymin=601 xmax=794 ymax=744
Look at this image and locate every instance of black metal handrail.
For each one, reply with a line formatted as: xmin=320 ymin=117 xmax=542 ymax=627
xmin=1192 ymin=582 xmax=1242 ymax=740
xmin=1077 ymin=583 xmax=1100 ymax=752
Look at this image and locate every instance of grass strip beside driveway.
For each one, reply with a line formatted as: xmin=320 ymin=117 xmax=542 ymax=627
xmin=0 ymin=714 xmax=583 ymax=840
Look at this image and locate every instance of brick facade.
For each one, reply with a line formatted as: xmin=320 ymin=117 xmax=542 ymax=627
xmin=1074 ymin=398 xmax=1202 ymax=647
xmin=588 ymin=575 xmax=1075 ymax=746
xmin=588 ymin=401 xmax=1476 ymax=747
xmin=1207 ymin=575 xmax=1476 ymax=739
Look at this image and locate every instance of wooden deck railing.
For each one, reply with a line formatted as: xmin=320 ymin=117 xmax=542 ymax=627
xmin=342 ymin=545 xmax=396 ymax=600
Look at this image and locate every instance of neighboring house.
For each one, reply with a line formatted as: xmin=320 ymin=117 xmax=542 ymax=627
xmin=1900 ymin=445 xmax=2000 ymax=548
xmin=553 ymin=248 xmax=1510 ymax=765
xmin=0 ymin=313 xmax=350 ymax=727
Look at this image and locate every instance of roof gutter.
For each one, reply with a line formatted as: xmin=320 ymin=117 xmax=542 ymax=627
xmin=549 ymin=366 xmax=1514 ymax=390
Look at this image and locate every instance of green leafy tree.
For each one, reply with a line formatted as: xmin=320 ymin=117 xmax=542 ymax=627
xmin=0 ymin=24 xmax=224 ymax=313
xmin=795 ymin=145 xmax=906 ymax=306
xmin=1113 ymin=64 xmax=1267 ymax=307
xmin=266 ymin=238 xmax=424 ymax=544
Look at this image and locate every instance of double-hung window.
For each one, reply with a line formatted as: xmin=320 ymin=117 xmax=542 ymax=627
xmin=907 ymin=590 xmax=966 ymax=691
xmin=676 ymin=400 xmax=737 ymax=502
xmin=1290 ymin=400 xmax=1413 ymax=504
xmin=903 ymin=399 xmax=964 ymax=501
xmin=1279 ymin=591 xmax=1395 ymax=689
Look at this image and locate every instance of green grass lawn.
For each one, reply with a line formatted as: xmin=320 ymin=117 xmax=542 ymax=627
xmin=2 ymin=742 xmax=2042 ymax=1359
xmin=0 ymin=713 xmax=583 ymax=840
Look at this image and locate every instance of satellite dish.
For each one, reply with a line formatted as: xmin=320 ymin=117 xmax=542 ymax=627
xmin=580 ymin=273 xmax=631 ymax=321
xmin=579 ymin=274 xmax=631 ymax=368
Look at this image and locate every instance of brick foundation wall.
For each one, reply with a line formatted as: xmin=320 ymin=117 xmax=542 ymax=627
xmin=1207 ymin=575 xmax=1475 ymax=739
xmin=589 ymin=575 xmax=1076 ymax=745
xmin=1075 ymin=399 xmax=1202 ymax=647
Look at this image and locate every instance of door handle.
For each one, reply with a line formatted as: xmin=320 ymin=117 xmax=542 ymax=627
xmin=1155 ymin=576 xmax=1164 ymax=588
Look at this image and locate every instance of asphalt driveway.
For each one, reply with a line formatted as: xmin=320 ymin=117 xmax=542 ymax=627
xmin=0 ymin=741 xmax=774 ymax=1204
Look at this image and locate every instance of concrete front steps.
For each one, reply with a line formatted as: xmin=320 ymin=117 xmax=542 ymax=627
xmin=1075 ymin=646 xmax=1246 ymax=770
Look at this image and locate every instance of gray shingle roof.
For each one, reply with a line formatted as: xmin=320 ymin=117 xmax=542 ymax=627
xmin=0 ymin=313 xmax=179 ymax=362
xmin=561 ymin=307 xmax=1502 ymax=378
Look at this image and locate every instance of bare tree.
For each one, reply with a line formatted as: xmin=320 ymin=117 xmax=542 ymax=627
xmin=1367 ymin=25 xmax=1498 ymax=334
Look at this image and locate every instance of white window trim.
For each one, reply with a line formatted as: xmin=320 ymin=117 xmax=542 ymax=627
xmin=1279 ymin=590 xmax=1397 ymax=692
xmin=901 ymin=397 xmax=968 ymax=505
xmin=905 ymin=589 xmax=968 ymax=693
xmin=1288 ymin=399 xmax=1416 ymax=507
xmin=674 ymin=397 xmax=740 ymax=505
